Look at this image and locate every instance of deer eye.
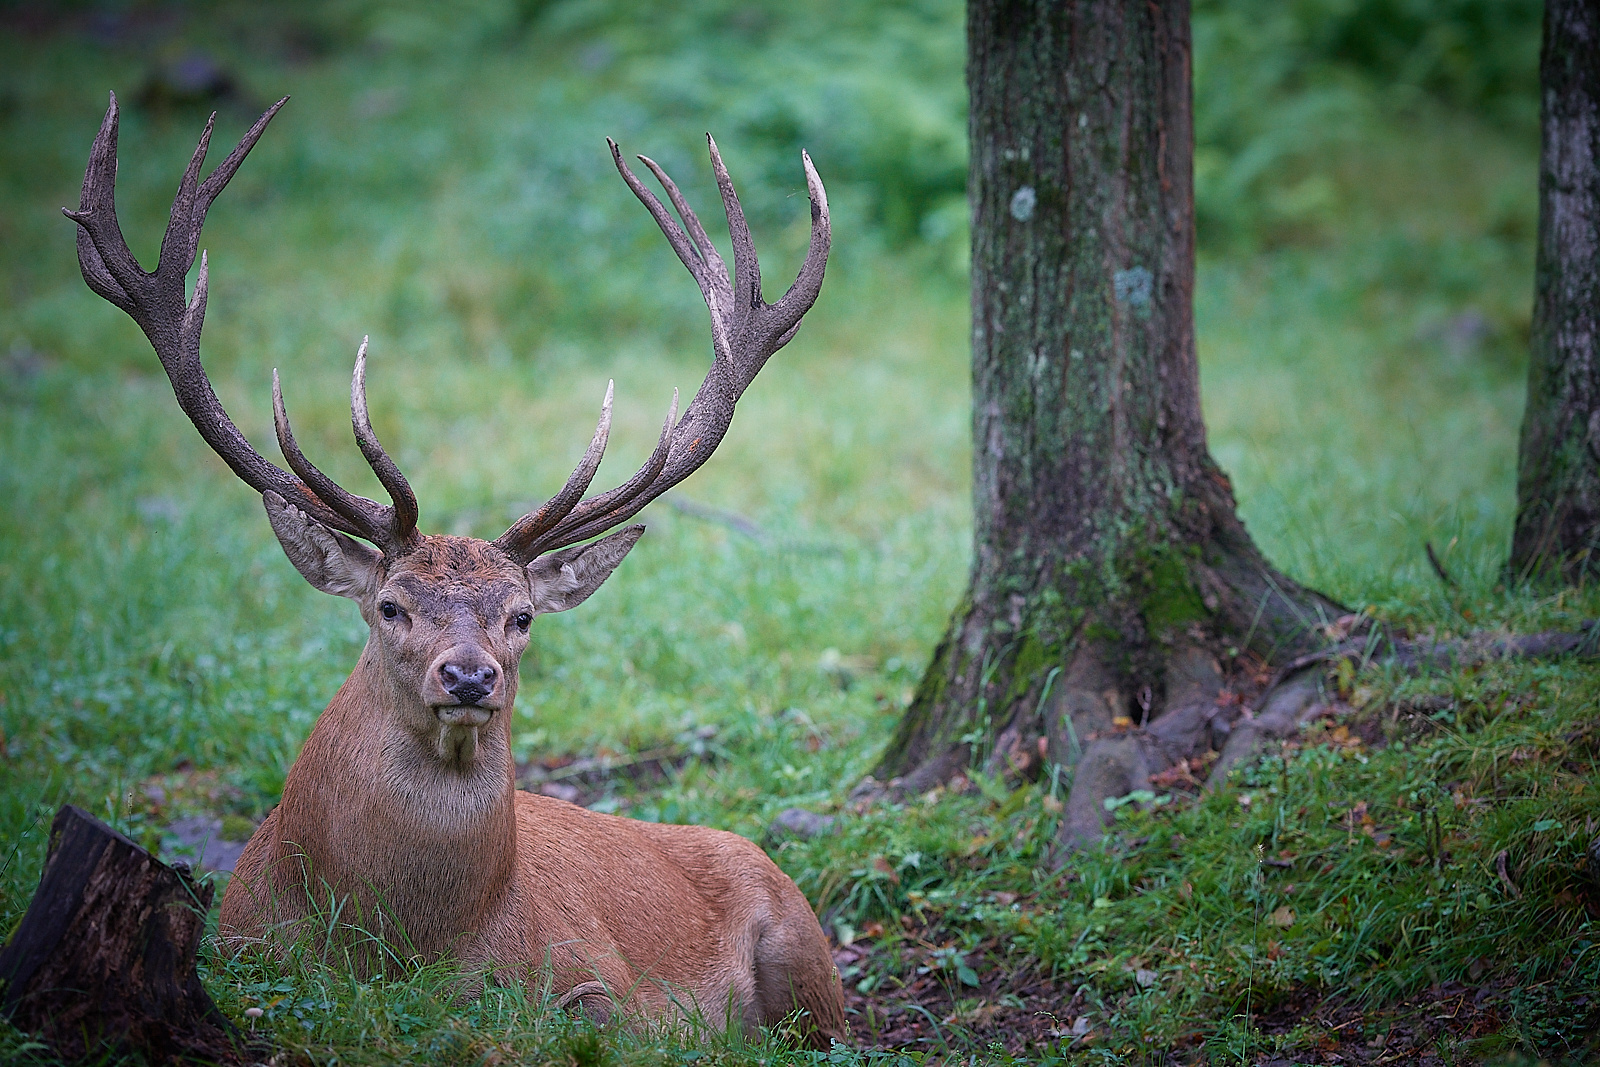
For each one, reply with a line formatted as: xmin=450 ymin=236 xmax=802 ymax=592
xmin=512 ymin=612 xmax=533 ymax=632
xmin=380 ymin=601 xmax=400 ymax=621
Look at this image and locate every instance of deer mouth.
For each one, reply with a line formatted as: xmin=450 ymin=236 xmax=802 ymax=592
xmin=435 ymin=704 xmax=493 ymax=728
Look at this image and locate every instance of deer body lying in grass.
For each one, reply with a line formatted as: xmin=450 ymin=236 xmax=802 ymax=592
xmin=67 ymin=93 xmax=846 ymax=1045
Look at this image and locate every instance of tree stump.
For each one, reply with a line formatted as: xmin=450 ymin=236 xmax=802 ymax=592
xmin=0 ymin=805 xmax=242 ymax=1064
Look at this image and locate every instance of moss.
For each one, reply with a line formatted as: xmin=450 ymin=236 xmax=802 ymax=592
xmin=1006 ymin=633 xmax=1056 ymax=702
xmin=1083 ymin=618 xmax=1124 ymax=645
xmin=907 ymin=638 xmax=954 ymax=716
xmin=1140 ymin=549 xmax=1208 ymax=633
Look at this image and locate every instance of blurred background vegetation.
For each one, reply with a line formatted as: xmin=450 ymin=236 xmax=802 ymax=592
xmin=1 ymin=0 xmax=1546 ymax=774
xmin=6 ymin=1 xmax=1595 ymax=1060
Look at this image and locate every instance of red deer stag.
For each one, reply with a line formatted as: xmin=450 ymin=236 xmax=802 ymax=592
xmin=66 ymin=93 xmax=845 ymax=1045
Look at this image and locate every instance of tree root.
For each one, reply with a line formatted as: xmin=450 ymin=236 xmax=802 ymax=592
xmin=1053 ymin=622 xmax=1600 ymax=852
xmin=858 ymin=620 xmax=1598 ymax=857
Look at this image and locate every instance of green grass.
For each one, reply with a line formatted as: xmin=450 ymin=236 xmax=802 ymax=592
xmin=3 ymin=1 xmax=1597 ymax=1064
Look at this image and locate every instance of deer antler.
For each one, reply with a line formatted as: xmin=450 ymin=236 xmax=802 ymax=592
xmin=64 ymin=93 xmax=420 ymax=553
xmin=271 ymin=338 xmax=420 ymax=549
xmin=494 ymin=136 xmax=830 ymax=563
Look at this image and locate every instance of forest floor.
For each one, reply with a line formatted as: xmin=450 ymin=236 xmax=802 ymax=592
xmin=840 ymin=941 xmax=1536 ymax=1062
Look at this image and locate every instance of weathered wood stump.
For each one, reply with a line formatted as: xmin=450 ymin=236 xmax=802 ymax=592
xmin=0 ymin=805 xmax=242 ymax=1064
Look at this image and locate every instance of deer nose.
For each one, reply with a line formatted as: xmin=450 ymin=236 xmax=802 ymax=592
xmin=439 ymin=662 xmax=497 ymax=706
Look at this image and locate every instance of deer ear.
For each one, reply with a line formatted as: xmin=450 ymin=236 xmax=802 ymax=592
xmin=526 ymin=525 xmax=644 ymax=616
xmin=263 ymin=491 xmax=382 ymax=600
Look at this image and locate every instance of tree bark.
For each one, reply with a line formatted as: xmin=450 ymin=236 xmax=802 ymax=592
xmin=1510 ymin=0 xmax=1600 ymax=582
xmin=873 ymin=0 xmax=1342 ymax=839
xmin=0 ymin=805 xmax=242 ymax=1064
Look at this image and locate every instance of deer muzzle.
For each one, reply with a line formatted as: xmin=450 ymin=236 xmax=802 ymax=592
xmin=425 ymin=647 xmax=502 ymax=716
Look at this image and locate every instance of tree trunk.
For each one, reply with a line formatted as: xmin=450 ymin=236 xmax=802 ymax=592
xmin=1510 ymin=0 xmax=1600 ymax=583
xmin=0 ymin=805 xmax=242 ymax=1064
xmin=873 ymin=0 xmax=1342 ymax=840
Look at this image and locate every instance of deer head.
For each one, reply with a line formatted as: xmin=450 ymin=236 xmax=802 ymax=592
xmin=66 ymin=94 xmax=829 ymax=768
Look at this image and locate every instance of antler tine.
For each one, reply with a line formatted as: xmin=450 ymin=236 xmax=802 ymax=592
xmin=64 ymin=94 xmax=139 ymax=312
xmin=496 ymin=140 xmax=828 ymax=559
xmin=520 ymin=388 xmax=678 ymax=557
xmin=769 ymin=150 xmax=831 ymax=339
xmin=272 ymin=369 xmax=394 ymax=547
xmin=64 ymin=93 xmax=373 ymax=540
xmin=637 ymin=154 xmax=727 ymax=278
xmin=155 ymin=96 xmax=284 ymax=292
xmin=708 ymin=137 xmax=831 ymax=394
xmin=494 ymin=381 xmax=617 ymax=562
xmin=351 ymin=339 xmax=420 ymax=546
xmin=634 ymin=152 xmax=733 ymax=327
xmin=155 ymin=111 xmax=217 ymax=289
xmin=607 ymin=140 xmax=726 ymax=337
xmin=705 ymin=134 xmax=762 ymax=363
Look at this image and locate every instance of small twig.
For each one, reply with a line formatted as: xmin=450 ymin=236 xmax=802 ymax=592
xmin=1425 ymin=541 xmax=1457 ymax=588
xmin=668 ymin=496 xmax=768 ymax=541
xmin=667 ymin=495 xmax=849 ymax=556
xmin=1494 ymin=849 xmax=1521 ymax=899
xmin=525 ymin=746 xmax=686 ymax=783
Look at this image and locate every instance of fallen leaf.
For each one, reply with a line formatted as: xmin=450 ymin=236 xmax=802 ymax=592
xmin=1267 ymin=906 xmax=1295 ymax=928
xmin=1149 ymin=759 xmax=1201 ymax=789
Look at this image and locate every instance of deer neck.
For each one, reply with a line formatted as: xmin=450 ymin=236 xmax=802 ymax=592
xmin=279 ymin=642 xmax=521 ymax=950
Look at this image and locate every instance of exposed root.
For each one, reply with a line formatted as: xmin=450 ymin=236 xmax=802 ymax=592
xmin=1049 ymin=621 xmax=1600 ymax=853
xmin=865 ymin=616 xmax=1600 ymax=855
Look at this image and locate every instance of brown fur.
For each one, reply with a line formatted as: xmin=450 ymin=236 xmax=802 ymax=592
xmin=221 ymin=522 xmax=846 ymax=1046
